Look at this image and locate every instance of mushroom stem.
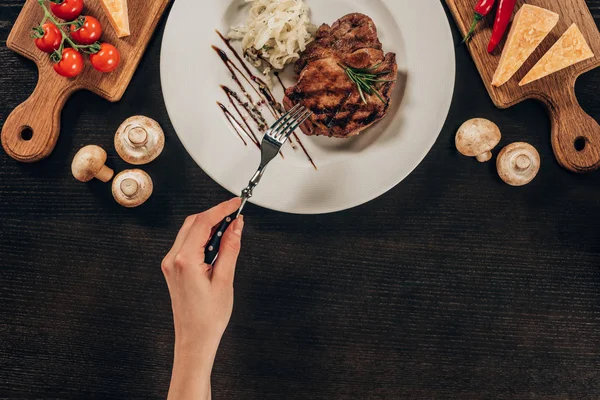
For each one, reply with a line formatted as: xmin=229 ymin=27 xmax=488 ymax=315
xmin=476 ymin=151 xmax=493 ymax=163
xmin=96 ymin=165 xmax=115 ymax=183
xmin=120 ymin=178 xmax=139 ymax=197
xmin=128 ymin=127 xmax=148 ymax=146
xmin=515 ymin=154 xmax=531 ymax=170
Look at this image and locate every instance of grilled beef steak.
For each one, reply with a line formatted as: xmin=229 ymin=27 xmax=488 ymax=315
xmin=283 ymin=13 xmax=397 ymax=139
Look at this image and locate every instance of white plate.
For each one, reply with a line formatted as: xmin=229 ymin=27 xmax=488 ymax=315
xmin=160 ymin=0 xmax=455 ymax=214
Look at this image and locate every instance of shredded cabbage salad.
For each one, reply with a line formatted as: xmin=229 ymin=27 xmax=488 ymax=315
xmin=228 ymin=0 xmax=316 ymax=82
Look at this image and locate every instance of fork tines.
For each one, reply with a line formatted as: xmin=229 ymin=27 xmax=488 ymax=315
xmin=268 ymin=104 xmax=312 ymax=143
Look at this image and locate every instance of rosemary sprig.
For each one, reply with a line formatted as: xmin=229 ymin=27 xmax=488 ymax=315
xmin=339 ymin=62 xmax=396 ymax=105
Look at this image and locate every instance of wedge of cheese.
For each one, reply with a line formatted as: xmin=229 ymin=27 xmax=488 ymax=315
xmin=99 ymin=0 xmax=130 ymax=38
xmin=520 ymin=24 xmax=594 ymax=86
xmin=491 ymin=5 xmax=559 ymax=87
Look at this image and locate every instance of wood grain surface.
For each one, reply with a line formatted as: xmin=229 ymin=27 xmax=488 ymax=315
xmin=1 ymin=1 xmax=600 ymax=399
xmin=446 ymin=0 xmax=600 ymax=173
xmin=1 ymin=0 xmax=171 ymax=163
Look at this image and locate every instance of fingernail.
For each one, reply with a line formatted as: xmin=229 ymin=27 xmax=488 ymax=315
xmin=233 ymin=216 xmax=244 ymax=236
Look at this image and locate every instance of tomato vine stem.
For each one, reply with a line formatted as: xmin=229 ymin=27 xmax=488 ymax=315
xmin=36 ymin=0 xmax=100 ymax=62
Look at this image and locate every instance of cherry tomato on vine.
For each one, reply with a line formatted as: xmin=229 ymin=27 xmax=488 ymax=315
xmin=53 ymin=48 xmax=84 ymax=78
xmin=90 ymin=43 xmax=120 ymax=73
xmin=34 ymin=23 xmax=62 ymax=53
xmin=70 ymin=16 xmax=102 ymax=45
xmin=50 ymin=0 xmax=84 ymax=21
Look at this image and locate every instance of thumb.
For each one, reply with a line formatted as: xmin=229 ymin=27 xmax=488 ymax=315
xmin=212 ymin=216 xmax=244 ymax=285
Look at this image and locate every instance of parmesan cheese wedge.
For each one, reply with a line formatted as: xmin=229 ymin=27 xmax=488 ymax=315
xmin=520 ymin=24 xmax=594 ymax=86
xmin=491 ymin=5 xmax=559 ymax=87
xmin=99 ymin=0 xmax=130 ymax=38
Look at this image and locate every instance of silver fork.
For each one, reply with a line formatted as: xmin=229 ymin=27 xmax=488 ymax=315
xmin=205 ymin=104 xmax=312 ymax=265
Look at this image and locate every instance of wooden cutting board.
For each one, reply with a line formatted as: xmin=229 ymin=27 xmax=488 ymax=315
xmin=445 ymin=0 xmax=600 ymax=173
xmin=2 ymin=0 xmax=171 ymax=163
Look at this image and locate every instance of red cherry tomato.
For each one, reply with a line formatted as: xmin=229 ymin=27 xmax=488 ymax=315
xmin=50 ymin=0 xmax=84 ymax=21
xmin=53 ymin=48 xmax=84 ymax=78
xmin=34 ymin=23 xmax=62 ymax=53
xmin=90 ymin=43 xmax=120 ymax=73
xmin=70 ymin=16 xmax=102 ymax=45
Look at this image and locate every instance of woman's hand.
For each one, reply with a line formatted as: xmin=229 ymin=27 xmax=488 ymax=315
xmin=162 ymin=198 xmax=244 ymax=400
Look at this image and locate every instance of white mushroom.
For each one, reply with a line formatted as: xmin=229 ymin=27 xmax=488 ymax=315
xmin=456 ymin=118 xmax=502 ymax=162
xmin=112 ymin=169 xmax=153 ymax=207
xmin=72 ymin=145 xmax=114 ymax=183
xmin=497 ymin=142 xmax=540 ymax=186
xmin=114 ymin=116 xmax=165 ymax=165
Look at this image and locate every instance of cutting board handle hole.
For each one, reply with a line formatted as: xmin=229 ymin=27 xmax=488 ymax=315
xmin=574 ymin=137 xmax=587 ymax=152
xmin=20 ymin=127 xmax=33 ymax=141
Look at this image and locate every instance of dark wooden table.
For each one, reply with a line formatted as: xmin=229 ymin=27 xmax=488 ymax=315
xmin=1 ymin=1 xmax=599 ymax=399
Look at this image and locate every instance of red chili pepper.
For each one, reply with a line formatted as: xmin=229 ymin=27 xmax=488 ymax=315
xmin=487 ymin=0 xmax=518 ymax=53
xmin=463 ymin=0 xmax=496 ymax=43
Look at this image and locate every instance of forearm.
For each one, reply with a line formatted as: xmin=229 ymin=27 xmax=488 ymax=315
xmin=162 ymin=200 xmax=243 ymax=400
xmin=167 ymin=342 xmax=217 ymax=400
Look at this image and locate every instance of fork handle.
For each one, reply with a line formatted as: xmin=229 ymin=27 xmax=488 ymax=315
xmin=204 ymin=210 xmax=239 ymax=265
xmin=205 ymin=169 xmax=262 ymax=265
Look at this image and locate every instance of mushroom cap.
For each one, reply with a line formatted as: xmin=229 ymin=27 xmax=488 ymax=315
xmin=456 ymin=118 xmax=502 ymax=158
xmin=497 ymin=142 xmax=541 ymax=186
xmin=72 ymin=145 xmax=108 ymax=182
xmin=112 ymin=169 xmax=153 ymax=207
xmin=115 ymin=116 xmax=165 ymax=165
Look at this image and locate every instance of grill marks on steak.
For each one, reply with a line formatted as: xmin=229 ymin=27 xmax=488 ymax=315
xmin=284 ymin=13 xmax=397 ymax=138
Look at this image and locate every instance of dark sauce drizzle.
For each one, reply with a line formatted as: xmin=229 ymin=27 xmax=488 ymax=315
xmin=212 ymin=46 xmax=269 ymax=126
xmin=273 ymin=72 xmax=316 ymax=169
xmin=216 ymin=31 xmax=280 ymax=118
xmin=292 ymin=133 xmax=316 ymax=170
xmin=214 ymin=30 xmax=316 ymax=170
xmin=271 ymin=72 xmax=299 ymax=149
xmin=217 ymin=102 xmax=247 ymax=146
xmin=274 ymin=71 xmax=286 ymax=91
xmin=221 ymin=86 xmax=261 ymax=148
